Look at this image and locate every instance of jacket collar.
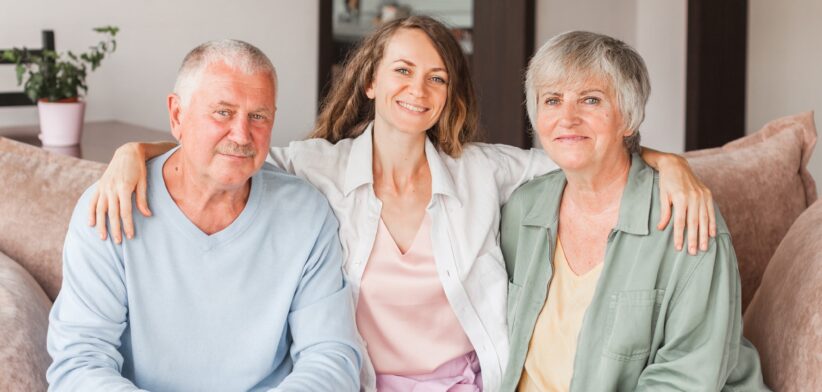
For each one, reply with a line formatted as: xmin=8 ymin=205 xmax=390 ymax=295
xmin=342 ymin=122 xmax=463 ymax=206
xmin=521 ymin=153 xmax=654 ymax=236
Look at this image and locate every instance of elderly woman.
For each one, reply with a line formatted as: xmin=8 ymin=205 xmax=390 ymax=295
xmin=500 ymin=31 xmax=768 ymax=391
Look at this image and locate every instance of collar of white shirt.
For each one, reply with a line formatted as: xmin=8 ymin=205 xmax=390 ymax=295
xmin=342 ymin=122 xmax=463 ymax=207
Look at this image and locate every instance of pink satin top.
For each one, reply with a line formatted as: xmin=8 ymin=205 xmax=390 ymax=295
xmin=356 ymin=213 xmax=475 ymax=376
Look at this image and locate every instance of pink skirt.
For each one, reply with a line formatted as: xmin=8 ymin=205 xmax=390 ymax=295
xmin=375 ymin=351 xmax=483 ymax=392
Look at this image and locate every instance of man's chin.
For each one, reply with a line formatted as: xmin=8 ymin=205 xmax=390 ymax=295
xmin=211 ymin=165 xmax=257 ymax=187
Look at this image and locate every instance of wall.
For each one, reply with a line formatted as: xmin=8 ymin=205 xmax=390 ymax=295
xmin=748 ymin=0 xmax=822 ymax=195
xmin=534 ymin=0 xmax=687 ymax=154
xmin=534 ymin=0 xmax=821 ymax=195
xmin=0 ymin=0 xmax=319 ymax=147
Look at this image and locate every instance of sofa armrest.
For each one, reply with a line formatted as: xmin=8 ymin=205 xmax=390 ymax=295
xmin=0 ymin=250 xmax=52 ymax=391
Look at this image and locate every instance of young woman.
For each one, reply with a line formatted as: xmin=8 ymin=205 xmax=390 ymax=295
xmin=88 ymin=17 xmax=715 ymax=391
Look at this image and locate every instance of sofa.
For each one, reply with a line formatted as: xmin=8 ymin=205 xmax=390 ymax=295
xmin=0 ymin=112 xmax=818 ymax=391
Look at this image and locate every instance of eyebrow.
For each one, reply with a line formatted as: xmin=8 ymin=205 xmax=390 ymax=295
xmin=392 ymin=58 xmax=447 ymax=73
xmin=211 ymin=101 xmax=238 ymax=109
xmin=211 ymin=101 xmax=274 ymax=115
xmin=542 ymin=89 xmax=606 ymax=97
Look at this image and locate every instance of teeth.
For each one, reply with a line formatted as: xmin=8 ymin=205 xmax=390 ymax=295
xmin=398 ymin=101 xmax=426 ymax=112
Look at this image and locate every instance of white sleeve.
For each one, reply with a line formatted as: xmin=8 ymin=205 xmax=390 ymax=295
xmin=475 ymin=143 xmax=558 ymax=204
xmin=268 ymin=144 xmax=296 ymax=174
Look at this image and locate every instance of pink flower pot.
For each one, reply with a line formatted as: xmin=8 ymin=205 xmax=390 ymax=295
xmin=37 ymin=100 xmax=86 ymax=146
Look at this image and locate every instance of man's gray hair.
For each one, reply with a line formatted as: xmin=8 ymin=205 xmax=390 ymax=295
xmin=525 ymin=31 xmax=650 ymax=153
xmin=174 ymin=39 xmax=278 ymax=106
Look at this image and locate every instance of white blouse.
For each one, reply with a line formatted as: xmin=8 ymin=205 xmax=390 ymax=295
xmin=267 ymin=124 xmax=556 ymax=391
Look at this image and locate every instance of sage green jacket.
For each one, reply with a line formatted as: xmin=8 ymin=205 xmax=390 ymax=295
xmin=500 ymin=154 xmax=768 ymax=392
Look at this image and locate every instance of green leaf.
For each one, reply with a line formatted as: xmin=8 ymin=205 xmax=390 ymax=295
xmin=4 ymin=26 xmax=118 ymax=100
xmin=14 ymin=64 xmax=25 ymax=85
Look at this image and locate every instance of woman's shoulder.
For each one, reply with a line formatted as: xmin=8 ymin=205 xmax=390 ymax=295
xmin=458 ymin=142 xmax=534 ymax=162
xmin=285 ymin=137 xmax=354 ymax=154
xmin=501 ymin=170 xmax=564 ymax=224
xmin=510 ymin=169 xmax=564 ymax=202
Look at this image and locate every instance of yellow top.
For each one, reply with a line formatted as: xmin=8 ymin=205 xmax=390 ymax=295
xmin=518 ymin=238 xmax=604 ymax=392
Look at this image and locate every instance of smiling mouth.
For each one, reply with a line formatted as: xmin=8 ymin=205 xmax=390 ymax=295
xmin=555 ymin=135 xmax=589 ymax=142
xmin=219 ymin=153 xmax=253 ymax=160
xmin=397 ymin=100 xmax=428 ymax=113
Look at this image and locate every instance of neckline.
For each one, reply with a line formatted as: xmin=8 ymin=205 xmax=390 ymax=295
xmin=556 ymin=238 xmax=604 ymax=280
xmin=378 ymin=213 xmax=431 ymax=257
xmin=151 ymin=148 xmax=264 ymax=251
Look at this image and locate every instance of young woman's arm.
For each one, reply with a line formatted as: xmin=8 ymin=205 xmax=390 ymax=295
xmin=87 ymin=141 xmax=175 ymax=243
xmin=89 ymin=142 xmax=301 ymax=243
xmin=484 ymin=143 xmax=716 ymax=255
xmin=641 ymin=147 xmax=716 ymax=255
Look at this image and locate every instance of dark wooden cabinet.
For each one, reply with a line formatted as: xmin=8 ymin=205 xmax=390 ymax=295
xmin=686 ymin=0 xmax=748 ymax=150
xmin=472 ymin=0 xmax=534 ymax=148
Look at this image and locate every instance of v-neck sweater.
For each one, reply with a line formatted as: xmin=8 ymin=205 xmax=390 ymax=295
xmin=47 ymin=148 xmax=362 ymax=391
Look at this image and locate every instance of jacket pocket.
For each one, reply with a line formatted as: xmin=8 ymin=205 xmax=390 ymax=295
xmin=603 ymin=289 xmax=664 ymax=361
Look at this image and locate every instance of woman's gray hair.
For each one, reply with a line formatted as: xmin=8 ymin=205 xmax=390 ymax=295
xmin=174 ymin=39 xmax=278 ymax=107
xmin=525 ymin=31 xmax=650 ymax=153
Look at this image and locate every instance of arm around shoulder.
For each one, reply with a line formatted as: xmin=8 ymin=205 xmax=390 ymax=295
xmin=474 ymin=143 xmax=557 ymax=204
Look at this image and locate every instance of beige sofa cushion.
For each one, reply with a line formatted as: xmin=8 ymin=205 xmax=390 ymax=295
xmin=0 ymin=250 xmax=52 ymax=391
xmin=0 ymin=138 xmax=105 ymax=300
xmin=684 ymin=112 xmax=818 ymax=311
xmin=743 ymin=200 xmax=822 ymax=391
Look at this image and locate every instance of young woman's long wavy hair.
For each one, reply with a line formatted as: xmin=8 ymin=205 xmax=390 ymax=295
xmin=310 ymin=16 xmax=478 ymax=157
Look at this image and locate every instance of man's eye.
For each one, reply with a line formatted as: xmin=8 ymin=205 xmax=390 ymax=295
xmin=250 ymin=113 xmax=265 ymax=121
xmin=216 ymin=110 xmax=230 ymax=117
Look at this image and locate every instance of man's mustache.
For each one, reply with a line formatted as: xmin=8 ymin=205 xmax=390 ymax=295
xmin=215 ymin=142 xmax=257 ymax=157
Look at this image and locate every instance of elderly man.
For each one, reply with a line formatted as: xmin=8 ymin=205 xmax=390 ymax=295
xmin=46 ymin=40 xmax=361 ymax=391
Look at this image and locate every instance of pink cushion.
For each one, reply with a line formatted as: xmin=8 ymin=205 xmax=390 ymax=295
xmin=684 ymin=112 xmax=818 ymax=311
xmin=0 ymin=138 xmax=105 ymax=300
xmin=0 ymin=250 xmax=52 ymax=391
xmin=743 ymin=200 xmax=822 ymax=391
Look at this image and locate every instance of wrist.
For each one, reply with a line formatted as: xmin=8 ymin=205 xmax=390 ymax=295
xmin=658 ymin=153 xmax=686 ymax=170
xmin=124 ymin=142 xmax=145 ymax=159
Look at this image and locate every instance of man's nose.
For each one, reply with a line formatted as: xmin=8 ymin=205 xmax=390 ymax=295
xmin=228 ymin=115 xmax=253 ymax=145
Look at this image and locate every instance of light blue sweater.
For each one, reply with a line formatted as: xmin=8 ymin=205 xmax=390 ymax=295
xmin=47 ymin=149 xmax=362 ymax=391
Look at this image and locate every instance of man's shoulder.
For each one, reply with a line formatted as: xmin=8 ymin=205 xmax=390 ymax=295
xmin=256 ymin=163 xmax=331 ymax=210
xmin=71 ymin=181 xmax=102 ymax=225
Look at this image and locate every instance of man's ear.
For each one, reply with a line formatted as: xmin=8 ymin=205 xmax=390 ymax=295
xmin=168 ymin=93 xmax=184 ymax=142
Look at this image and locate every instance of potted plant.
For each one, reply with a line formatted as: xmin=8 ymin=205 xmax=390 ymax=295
xmin=2 ymin=26 xmax=119 ymax=146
